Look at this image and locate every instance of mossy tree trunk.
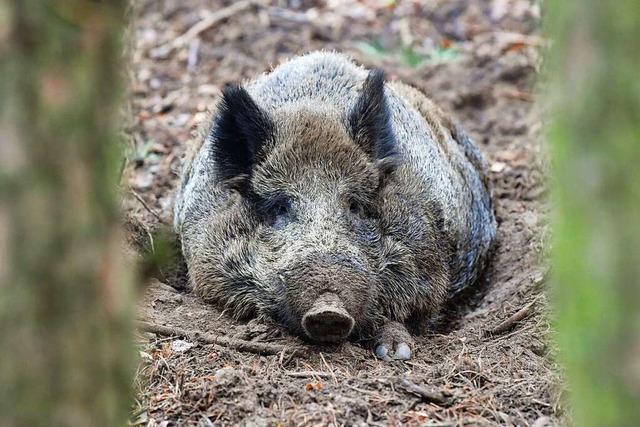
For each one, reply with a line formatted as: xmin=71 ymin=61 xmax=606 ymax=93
xmin=546 ymin=1 xmax=640 ymax=426
xmin=0 ymin=1 xmax=134 ymax=425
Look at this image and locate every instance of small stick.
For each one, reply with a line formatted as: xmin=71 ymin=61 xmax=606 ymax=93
xmin=130 ymin=190 xmax=166 ymax=224
xmin=138 ymin=321 xmax=302 ymax=356
xmin=397 ymin=379 xmax=449 ymax=405
xmin=186 ymin=38 xmax=200 ymax=71
xmin=150 ymin=0 xmax=256 ymax=58
xmin=485 ymin=301 xmax=535 ymax=337
xmin=285 ymin=371 xmax=332 ymax=379
xmin=319 ymin=352 xmax=338 ymax=385
xmin=266 ymin=7 xmax=310 ymax=24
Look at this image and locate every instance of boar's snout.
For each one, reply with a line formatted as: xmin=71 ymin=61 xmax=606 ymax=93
xmin=302 ymin=293 xmax=355 ymax=343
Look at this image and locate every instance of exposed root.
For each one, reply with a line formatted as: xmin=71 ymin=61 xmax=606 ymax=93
xmin=139 ymin=320 xmax=305 ymax=356
xmin=285 ymin=371 xmax=332 ymax=379
xmin=485 ymin=301 xmax=536 ymax=337
xmin=396 ymin=379 xmax=451 ymax=405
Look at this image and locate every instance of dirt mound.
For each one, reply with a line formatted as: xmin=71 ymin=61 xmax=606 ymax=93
xmin=126 ymin=1 xmax=561 ymax=425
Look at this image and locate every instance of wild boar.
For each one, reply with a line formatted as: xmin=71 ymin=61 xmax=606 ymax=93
xmin=173 ymin=52 xmax=496 ymax=360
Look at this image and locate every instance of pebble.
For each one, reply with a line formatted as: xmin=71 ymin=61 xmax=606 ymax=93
xmin=215 ymin=367 xmax=237 ymax=381
xmin=171 ymin=339 xmax=194 ymax=353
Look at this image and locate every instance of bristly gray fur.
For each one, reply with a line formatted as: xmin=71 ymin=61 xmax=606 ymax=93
xmin=173 ymin=51 xmax=496 ymax=344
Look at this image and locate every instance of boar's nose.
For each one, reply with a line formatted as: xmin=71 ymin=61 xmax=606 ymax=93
xmin=302 ymin=293 xmax=355 ymax=343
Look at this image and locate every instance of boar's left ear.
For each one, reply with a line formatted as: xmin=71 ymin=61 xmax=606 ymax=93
xmin=210 ymin=85 xmax=275 ymax=183
xmin=348 ymin=69 xmax=396 ymax=161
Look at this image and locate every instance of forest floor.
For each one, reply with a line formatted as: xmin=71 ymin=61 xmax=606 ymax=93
xmin=125 ymin=0 xmax=562 ymax=425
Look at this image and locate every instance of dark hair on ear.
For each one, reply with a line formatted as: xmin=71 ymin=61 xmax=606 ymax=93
xmin=348 ymin=69 xmax=396 ymax=161
xmin=210 ymin=85 xmax=275 ymax=183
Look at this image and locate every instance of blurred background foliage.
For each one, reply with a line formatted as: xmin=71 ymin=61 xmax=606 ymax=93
xmin=546 ymin=1 xmax=640 ymax=426
xmin=0 ymin=1 xmax=135 ymax=426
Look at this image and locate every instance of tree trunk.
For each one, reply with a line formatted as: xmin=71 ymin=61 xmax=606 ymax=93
xmin=546 ymin=1 xmax=640 ymax=426
xmin=0 ymin=1 xmax=134 ymax=426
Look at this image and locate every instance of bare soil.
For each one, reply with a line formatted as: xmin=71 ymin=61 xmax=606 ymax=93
xmin=125 ymin=1 xmax=562 ymax=425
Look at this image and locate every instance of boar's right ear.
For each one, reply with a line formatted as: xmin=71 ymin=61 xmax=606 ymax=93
xmin=210 ymin=85 xmax=275 ymax=184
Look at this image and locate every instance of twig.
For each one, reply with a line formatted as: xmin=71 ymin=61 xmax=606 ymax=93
xmin=497 ymin=87 xmax=534 ymax=102
xmin=186 ymin=38 xmax=200 ymax=72
xmin=285 ymin=371 xmax=332 ymax=379
xmin=397 ymin=379 xmax=449 ymax=405
xmin=130 ymin=189 xmax=166 ymax=224
xmin=138 ymin=321 xmax=303 ymax=356
xmin=485 ymin=301 xmax=536 ymax=337
xmin=319 ymin=352 xmax=338 ymax=385
xmin=150 ymin=0 xmax=256 ymax=58
xmin=266 ymin=7 xmax=311 ymax=24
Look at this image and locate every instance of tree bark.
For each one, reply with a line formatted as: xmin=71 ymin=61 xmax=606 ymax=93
xmin=546 ymin=1 xmax=640 ymax=426
xmin=0 ymin=1 xmax=134 ymax=426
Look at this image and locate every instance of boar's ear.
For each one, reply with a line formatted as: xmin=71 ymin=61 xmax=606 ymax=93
xmin=210 ymin=85 xmax=275 ymax=183
xmin=348 ymin=69 xmax=396 ymax=161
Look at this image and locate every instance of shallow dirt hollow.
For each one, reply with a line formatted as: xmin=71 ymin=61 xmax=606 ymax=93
xmin=125 ymin=1 xmax=562 ymax=425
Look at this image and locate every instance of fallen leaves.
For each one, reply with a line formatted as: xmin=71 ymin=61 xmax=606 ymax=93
xmin=305 ymin=382 xmax=323 ymax=392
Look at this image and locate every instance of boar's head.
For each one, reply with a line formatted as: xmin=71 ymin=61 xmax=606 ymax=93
xmin=192 ymin=70 xmax=445 ymax=344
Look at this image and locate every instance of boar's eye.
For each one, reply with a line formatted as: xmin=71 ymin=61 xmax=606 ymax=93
xmin=256 ymin=195 xmax=293 ymax=228
xmin=274 ymin=201 xmax=290 ymax=217
xmin=269 ymin=198 xmax=293 ymax=228
xmin=349 ymin=199 xmax=377 ymax=220
xmin=349 ymin=199 xmax=367 ymax=218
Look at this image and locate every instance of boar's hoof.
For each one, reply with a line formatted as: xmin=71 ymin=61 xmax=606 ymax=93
xmin=302 ymin=293 xmax=355 ymax=343
xmin=375 ymin=342 xmax=411 ymax=360
xmin=374 ymin=321 xmax=414 ymax=361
